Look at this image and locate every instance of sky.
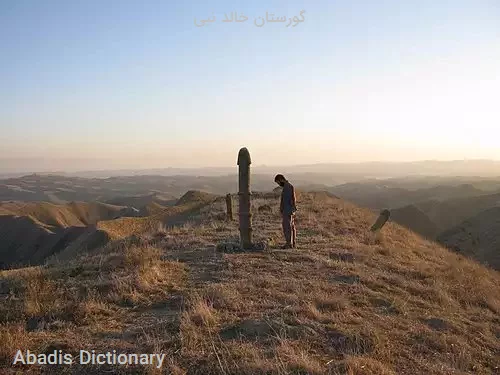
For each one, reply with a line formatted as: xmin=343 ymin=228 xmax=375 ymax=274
xmin=1 ymin=0 xmax=499 ymax=171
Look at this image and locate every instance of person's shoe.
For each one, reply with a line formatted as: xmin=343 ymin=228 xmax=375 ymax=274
xmin=281 ymin=243 xmax=293 ymax=249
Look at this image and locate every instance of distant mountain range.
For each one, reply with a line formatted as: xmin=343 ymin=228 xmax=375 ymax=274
xmin=2 ymin=159 xmax=500 ymax=178
xmin=329 ymin=183 xmax=489 ymax=210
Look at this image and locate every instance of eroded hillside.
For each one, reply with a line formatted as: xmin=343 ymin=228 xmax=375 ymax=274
xmin=0 ymin=194 xmax=217 ymax=269
xmin=0 ymin=192 xmax=499 ymax=374
xmin=0 ymin=202 xmax=126 ymax=269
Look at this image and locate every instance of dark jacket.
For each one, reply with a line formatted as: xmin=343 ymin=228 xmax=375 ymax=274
xmin=280 ymin=181 xmax=297 ymax=215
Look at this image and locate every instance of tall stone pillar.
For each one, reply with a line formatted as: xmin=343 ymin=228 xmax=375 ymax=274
xmin=237 ymin=147 xmax=253 ymax=249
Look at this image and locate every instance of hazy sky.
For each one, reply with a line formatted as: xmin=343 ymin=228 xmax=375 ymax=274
xmin=1 ymin=0 xmax=499 ymax=171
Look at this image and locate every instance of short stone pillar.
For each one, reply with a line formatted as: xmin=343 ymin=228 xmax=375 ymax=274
xmin=237 ymin=147 xmax=253 ymax=249
xmin=225 ymin=193 xmax=233 ymax=221
xmin=370 ymin=209 xmax=391 ymax=232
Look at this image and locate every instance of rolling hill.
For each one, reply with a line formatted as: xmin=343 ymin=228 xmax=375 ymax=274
xmin=331 ymin=183 xmax=500 ymax=248
xmin=390 ymin=205 xmax=439 ymax=239
xmin=105 ymin=193 xmax=177 ymax=209
xmin=0 ymin=201 xmax=127 ymax=269
xmin=0 ymin=191 xmax=221 ymax=269
xmin=438 ymin=207 xmax=500 ymax=271
xmin=416 ymin=193 xmax=500 ymax=232
xmin=330 ymin=182 xmax=487 ymax=210
xmin=0 ymin=201 xmax=126 ymax=228
xmin=0 ymin=191 xmax=498 ymax=374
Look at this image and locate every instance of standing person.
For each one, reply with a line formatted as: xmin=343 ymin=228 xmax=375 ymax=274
xmin=274 ymin=174 xmax=297 ymax=249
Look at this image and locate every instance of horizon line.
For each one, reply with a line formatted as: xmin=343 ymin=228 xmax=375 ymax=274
xmin=1 ymin=158 xmax=500 ymax=176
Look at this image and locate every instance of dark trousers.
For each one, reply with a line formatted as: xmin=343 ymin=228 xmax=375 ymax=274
xmin=282 ymin=213 xmax=296 ymax=246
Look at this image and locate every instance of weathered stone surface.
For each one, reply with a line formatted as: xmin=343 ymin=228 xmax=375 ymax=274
xmin=370 ymin=209 xmax=391 ymax=232
xmin=225 ymin=193 xmax=233 ymax=221
xmin=237 ymin=147 xmax=253 ymax=249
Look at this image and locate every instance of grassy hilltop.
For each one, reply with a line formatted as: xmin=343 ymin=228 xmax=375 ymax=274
xmin=0 ymin=191 xmax=499 ymax=374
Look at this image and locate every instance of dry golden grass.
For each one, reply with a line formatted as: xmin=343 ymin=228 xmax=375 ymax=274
xmin=97 ymin=198 xmax=217 ymax=240
xmin=0 ymin=323 xmax=31 ymax=365
xmin=0 ymin=192 xmax=499 ymax=374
